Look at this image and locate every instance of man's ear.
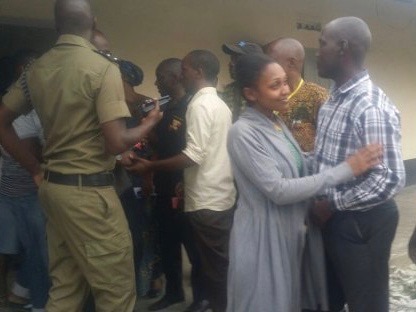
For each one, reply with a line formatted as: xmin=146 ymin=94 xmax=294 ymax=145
xmin=288 ymin=57 xmax=297 ymax=69
xmin=243 ymin=87 xmax=256 ymax=103
xmin=339 ymin=39 xmax=348 ymax=56
xmin=195 ymin=67 xmax=204 ymax=79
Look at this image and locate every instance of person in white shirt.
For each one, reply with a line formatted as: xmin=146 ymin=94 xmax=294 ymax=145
xmin=126 ymin=49 xmax=236 ymax=312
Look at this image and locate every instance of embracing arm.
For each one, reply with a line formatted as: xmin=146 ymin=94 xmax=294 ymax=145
xmin=228 ymin=126 xmax=380 ymax=206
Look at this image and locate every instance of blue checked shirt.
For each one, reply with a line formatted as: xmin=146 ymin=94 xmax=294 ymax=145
xmin=313 ymin=70 xmax=405 ymax=211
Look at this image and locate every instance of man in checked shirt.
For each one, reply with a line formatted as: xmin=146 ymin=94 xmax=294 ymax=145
xmin=311 ymin=17 xmax=406 ymax=312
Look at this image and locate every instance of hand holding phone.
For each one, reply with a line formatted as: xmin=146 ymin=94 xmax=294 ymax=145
xmin=141 ymin=95 xmax=171 ymax=113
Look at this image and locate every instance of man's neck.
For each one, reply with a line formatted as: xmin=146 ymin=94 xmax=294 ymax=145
xmin=288 ymin=74 xmax=302 ymax=93
xmin=170 ymin=88 xmax=186 ymax=103
xmin=58 ymin=30 xmax=92 ymax=40
xmin=195 ymin=80 xmax=215 ymax=92
xmin=334 ymin=65 xmax=364 ymax=88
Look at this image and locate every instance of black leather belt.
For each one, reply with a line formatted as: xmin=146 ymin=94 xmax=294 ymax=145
xmin=44 ymin=171 xmax=114 ymax=187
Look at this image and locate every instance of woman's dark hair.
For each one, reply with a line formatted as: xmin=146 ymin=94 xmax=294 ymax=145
xmin=234 ymin=54 xmax=276 ymax=92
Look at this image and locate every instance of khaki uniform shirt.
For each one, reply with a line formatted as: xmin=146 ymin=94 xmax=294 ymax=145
xmin=3 ymin=34 xmax=131 ymax=174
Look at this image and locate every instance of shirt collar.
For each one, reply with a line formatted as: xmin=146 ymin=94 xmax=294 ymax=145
xmin=331 ymin=70 xmax=369 ymax=96
xmin=191 ymin=87 xmax=217 ymax=100
xmin=55 ymin=34 xmax=96 ymax=50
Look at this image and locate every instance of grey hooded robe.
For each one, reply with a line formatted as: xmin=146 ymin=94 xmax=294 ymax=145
xmin=226 ymin=107 xmax=354 ymax=312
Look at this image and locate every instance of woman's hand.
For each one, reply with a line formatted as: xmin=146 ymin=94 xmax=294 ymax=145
xmin=346 ymin=144 xmax=382 ymax=176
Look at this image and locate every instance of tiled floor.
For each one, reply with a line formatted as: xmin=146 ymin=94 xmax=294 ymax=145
xmin=1 ymin=185 xmax=415 ymax=312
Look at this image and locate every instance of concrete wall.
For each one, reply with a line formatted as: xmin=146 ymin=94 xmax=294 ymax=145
xmin=0 ymin=0 xmax=415 ymax=159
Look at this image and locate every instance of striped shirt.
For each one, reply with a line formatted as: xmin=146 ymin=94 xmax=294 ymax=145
xmin=0 ymin=110 xmax=43 ymax=197
xmin=313 ymin=70 xmax=405 ymax=211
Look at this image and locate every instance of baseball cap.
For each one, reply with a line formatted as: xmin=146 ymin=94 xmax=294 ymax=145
xmin=222 ymin=41 xmax=263 ymax=56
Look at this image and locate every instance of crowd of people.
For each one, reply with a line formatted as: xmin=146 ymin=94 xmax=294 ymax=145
xmin=0 ymin=0 xmax=406 ymax=312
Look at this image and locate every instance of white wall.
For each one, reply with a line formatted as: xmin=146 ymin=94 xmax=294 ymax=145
xmin=1 ymin=0 xmax=415 ymax=159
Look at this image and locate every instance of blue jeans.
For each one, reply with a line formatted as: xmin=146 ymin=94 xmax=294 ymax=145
xmin=0 ymin=193 xmax=50 ymax=309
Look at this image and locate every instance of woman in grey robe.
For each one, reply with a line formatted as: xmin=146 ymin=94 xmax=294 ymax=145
xmin=226 ymin=55 xmax=381 ymax=312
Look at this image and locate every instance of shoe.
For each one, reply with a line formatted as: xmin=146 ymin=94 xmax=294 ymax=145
xmin=183 ymin=300 xmax=210 ymax=312
xmin=148 ymin=295 xmax=185 ymax=311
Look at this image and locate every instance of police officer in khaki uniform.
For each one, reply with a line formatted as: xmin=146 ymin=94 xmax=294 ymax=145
xmin=0 ymin=0 xmax=162 ymax=311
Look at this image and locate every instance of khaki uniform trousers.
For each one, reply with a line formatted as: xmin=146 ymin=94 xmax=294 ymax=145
xmin=38 ymin=180 xmax=136 ymax=312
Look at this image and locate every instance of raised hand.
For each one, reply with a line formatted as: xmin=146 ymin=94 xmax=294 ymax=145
xmin=142 ymin=100 xmax=163 ymax=127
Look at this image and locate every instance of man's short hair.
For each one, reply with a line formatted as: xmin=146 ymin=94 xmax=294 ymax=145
xmin=187 ymin=50 xmax=220 ymax=82
xmin=157 ymin=58 xmax=182 ymax=76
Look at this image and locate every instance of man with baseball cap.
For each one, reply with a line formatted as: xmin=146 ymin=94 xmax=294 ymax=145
xmin=221 ymin=40 xmax=263 ymax=121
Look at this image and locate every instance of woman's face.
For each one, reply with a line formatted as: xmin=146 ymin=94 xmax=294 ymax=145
xmin=245 ymin=63 xmax=290 ymax=116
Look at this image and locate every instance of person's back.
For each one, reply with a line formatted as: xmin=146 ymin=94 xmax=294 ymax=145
xmin=26 ymin=36 xmax=123 ymax=173
xmin=0 ymin=1 xmax=163 ymax=311
xmin=184 ymin=88 xmax=235 ymax=211
xmin=126 ymin=50 xmax=236 ymax=312
xmin=16 ymin=33 xmax=135 ymax=312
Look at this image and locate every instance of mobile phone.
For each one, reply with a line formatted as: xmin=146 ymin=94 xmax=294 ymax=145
xmin=141 ymin=95 xmax=171 ymax=113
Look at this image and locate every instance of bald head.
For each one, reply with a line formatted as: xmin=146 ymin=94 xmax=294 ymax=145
xmin=324 ymin=16 xmax=372 ymax=66
xmin=264 ymin=37 xmax=305 ymax=91
xmin=264 ymin=38 xmax=305 ymax=69
xmin=55 ymin=0 xmax=94 ymax=37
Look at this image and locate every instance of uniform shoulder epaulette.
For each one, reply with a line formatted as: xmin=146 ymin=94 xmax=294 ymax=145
xmin=20 ymin=57 xmax=37 ymax=107
xmin=94 ymin=50 xmax=119 ymax=63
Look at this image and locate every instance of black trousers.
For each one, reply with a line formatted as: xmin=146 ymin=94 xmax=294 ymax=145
xmin=182 ymin=208 xmax=234 ymax=312
xmin=119 ymin=189 xmax=144 ymax=292
xmin=323 ymin=199 xmax=399 ymax=312
xmin=154 ymin=196 xmax=185 ymax=299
